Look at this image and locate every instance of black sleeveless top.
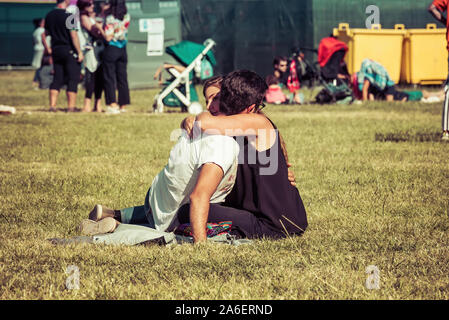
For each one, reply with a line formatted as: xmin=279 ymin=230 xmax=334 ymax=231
xmin=224 ymin=121 xmax=308 ymax=238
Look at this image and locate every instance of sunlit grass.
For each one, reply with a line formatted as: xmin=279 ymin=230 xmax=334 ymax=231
xmin=0 ymin=71 xmax=448 ymax=299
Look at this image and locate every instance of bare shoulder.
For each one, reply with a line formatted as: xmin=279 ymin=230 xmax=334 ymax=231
xmin=255 ymin=113 xmax=275 ymax=130
xmin=80 ymin=15 xmax=92 ymax=27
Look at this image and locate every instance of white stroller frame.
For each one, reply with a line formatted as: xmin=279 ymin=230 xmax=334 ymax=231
xmin=154 ymin=39 xmax=216 ymax=113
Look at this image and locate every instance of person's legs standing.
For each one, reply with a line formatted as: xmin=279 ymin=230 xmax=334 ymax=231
xmin=442 ymin=56 xmax=449 ymax=140
xmin=49 ymin=51 xmax=65 ymax=111
xmin=65 ymin=50 xmax=81 ymax=111
xmin=83 ymin=69 xmax=95 ymax=112
xmin=442 ymin=84 xmax=449 ymax=139
xmin=116 ymin=47 xmax=130 ymax=110
xmin=93 ymin=64 xmax=104 ymax=112
xmin=32 ymin=49 xmax=44 ymax=87
xmin=103 ymin=45 xmax=118 ymax=107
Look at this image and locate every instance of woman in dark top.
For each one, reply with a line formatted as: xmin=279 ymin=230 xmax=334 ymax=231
xmin=174 ymin=70 xmax=308 ymax=239
xmin=222 ymin=122 xmax=307 ymax=238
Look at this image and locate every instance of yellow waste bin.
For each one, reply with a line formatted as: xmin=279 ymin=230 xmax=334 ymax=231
xmin=400 ymin=24 xmax=448 ymax=85
xmin=333 ymin=23 xmax=406 ymax=84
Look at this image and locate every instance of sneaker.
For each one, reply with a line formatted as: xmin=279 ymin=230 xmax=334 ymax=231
xmin=421 ymin=96 xmax=441 ymax=103
xmin=88 ymin=204 xmax=116 ymax=221
xmin=442 ymin=131 xmax=449 ymax=141
xmin=105 ymin=106 xmax=120 ymax=114
xmin=79 ymin=217 xmax=117 ymax=236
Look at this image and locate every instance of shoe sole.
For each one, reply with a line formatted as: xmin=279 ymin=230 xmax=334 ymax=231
xmin=88 ymin=204 xmax=103 ymax=221
xmin=79 ymin=217 xmax=116 ymax=236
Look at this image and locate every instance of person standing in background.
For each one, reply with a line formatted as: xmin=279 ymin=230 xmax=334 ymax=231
xmin=32 ymin=18 xmax=45 ymax=88
xmin=102 ymin=0 xmax=131 ymax=114
xmin=42 ymin=0 xmax=84 ymax=112
xmin=287 ymin=48 xmax=307 ymax=104
xmin=77 ymin=0 xmax=108 ymax=112
xmin=429 ymin=0 xmax=449 ymax=141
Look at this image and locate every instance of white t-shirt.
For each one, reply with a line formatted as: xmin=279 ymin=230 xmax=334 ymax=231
xmin=33 ymin=27 xmax=45 ymax=51
xmin=146 ymin=132 xmax=239 ymax=231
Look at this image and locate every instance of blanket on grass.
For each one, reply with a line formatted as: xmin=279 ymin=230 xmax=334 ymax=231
xmin=48 ymin=223 xmax=252 ymax=247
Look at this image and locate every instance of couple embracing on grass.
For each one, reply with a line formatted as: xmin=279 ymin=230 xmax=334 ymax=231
xmin=80 ymin=70 xmax=308 ymax=243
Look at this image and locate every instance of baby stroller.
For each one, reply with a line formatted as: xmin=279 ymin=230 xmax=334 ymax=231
xmin=309 ymin=38 xmax=353 ymax=104
xmin=153 ymin=39 xmax=217 ymax=113
xmin=314 ymin=79 xmax=353 ymax=104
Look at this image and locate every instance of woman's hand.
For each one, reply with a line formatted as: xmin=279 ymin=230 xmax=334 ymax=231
xmin=181 ymin=116 xmax=195 ymax=137
xmin=287 ymin=163 xmax=297 ymax=187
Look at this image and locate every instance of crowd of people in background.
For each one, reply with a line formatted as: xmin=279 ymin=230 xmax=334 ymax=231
xmin=265 ymin=36 xmax=444 ymax=105
xmin=29 ymin=0 xmax=449 ymax=140
xmin=263 ymin=19 xmax=448 ymax=141
xmin=31 ymin=0 xmax=130 ymax=114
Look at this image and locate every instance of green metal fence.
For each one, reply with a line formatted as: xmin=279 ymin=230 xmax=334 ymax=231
xmin=0 ymin=0 xmax=442 ymax=87
xmin=181 ymin=0 xmax=439 ymax=78
xmin=0 ymin=3 xmax=55 ymax=65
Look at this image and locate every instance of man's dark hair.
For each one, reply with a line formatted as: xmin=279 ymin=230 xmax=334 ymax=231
xmin=32 ymin=18 xmax=43 ymax=29
xmin=273 ymin=56 xmax=287 ymax=67
xmin=219 ymin=70 xmax=268 ymax=115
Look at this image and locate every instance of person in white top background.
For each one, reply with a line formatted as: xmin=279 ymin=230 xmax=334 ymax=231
xmin=31 ymin=18 xmax=45 ymax=88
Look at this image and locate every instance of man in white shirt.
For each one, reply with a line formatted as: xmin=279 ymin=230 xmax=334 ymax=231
xmin=81 ymin=127 xmax=239 ymax=241
xmin=147 ymin=130 xmax=240 ymax=233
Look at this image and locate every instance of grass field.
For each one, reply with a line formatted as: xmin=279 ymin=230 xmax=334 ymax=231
xmin=0 ymin=70 xmax=448 ymax=300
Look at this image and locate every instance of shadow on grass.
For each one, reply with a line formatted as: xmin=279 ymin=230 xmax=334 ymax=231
xmin=375 ymin=131 xmax=442 ymax=142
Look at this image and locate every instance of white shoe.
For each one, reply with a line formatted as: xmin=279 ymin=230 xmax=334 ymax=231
xmin=105 ymin=106 xmax=120 ymax=114
xmin=0 ymin=105 xmax=16 ymax=115
xmin=421 ymin=96 xmax=441 ymax=103
xmin=79 ymin=217 xmax=117 ymax=236
xmin=442 ymin=131 xmax=449 ymax=141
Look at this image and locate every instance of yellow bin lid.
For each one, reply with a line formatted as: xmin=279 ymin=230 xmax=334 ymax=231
xmin=334 ymin=23 xmax=406 ymax=36
xmin=405 ymin=23 xmax=446 ymax=35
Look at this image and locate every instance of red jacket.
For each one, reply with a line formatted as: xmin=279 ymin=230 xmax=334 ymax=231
xmin=433 ymin=0 xmax=449 ymax=50
xmin=317 ymin=37 xmax=348 ymax=67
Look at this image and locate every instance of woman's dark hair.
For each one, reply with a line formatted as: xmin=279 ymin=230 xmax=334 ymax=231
xmin=33 ymin=18 xmax=43 ymax=29
xmin=104 ymin=0 xmax=128 ymax=20
xmin=219 ymin=70 xmax=268 ymax=115
xmin=77 ymin=0 xmax=93 ymax=16
xmin=202 ymin=75 xmax=223 ymax=99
